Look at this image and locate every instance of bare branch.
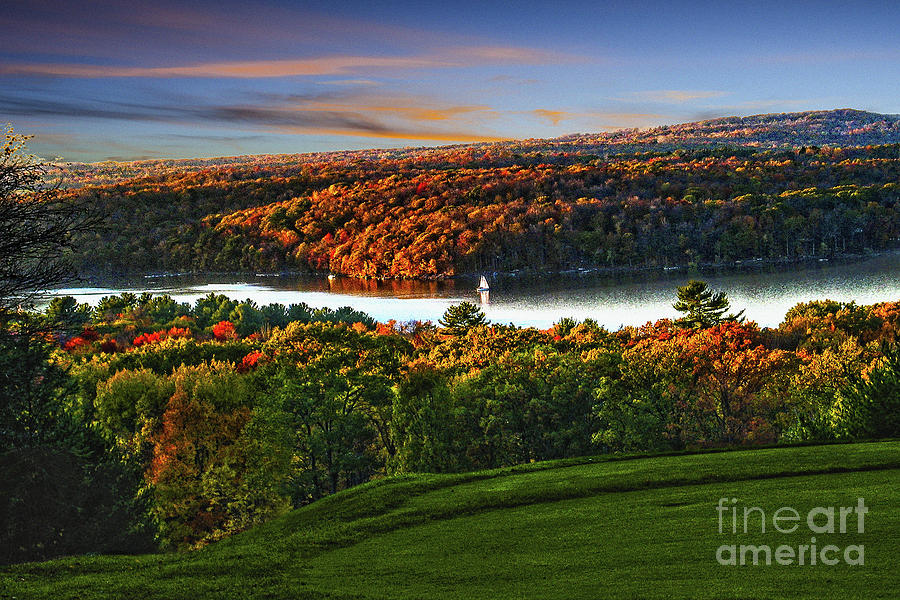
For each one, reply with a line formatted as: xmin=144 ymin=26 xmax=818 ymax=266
xmin=0 ymin=125 xmax=100 ymax=318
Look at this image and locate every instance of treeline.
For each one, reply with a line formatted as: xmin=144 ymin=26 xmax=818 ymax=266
xmin=49 ymin=109 xmax=900 ymax=189
xmin=66 ymin=143 xmax=900 ymax=279
xmin=3 ymin=288 xmax=899 ymax=562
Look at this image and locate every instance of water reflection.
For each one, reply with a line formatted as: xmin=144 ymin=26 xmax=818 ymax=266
xmin=325 ymin=276 xmax=452 ymax=297
xmin=46 ymin=252 xmax=900 ymax=329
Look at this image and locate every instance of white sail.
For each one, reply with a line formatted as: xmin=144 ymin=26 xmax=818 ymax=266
xmin=478 ymin=275 xmax=489 ymax=290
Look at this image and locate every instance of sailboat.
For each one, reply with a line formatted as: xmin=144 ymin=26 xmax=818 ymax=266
xmin=477 ymin=275 xmax=490 ymax=292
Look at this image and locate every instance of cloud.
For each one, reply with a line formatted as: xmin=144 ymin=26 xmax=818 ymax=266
xmin=0 ymin=92 xmax=507 ymax=143
xmin=0 ymin=57 xmax=446 ymax=79
xmin=452 ymin=46 xmax=577 ymax=65
xmin=531 ymin=109 xmax=570 ymax=126
xmin=333 ymin=103 xmax=496 ymax=123
xmin=529 ymin=109 xmax=665 ymax=129
xmin=631 ymin=90 xmax=729 ymax=104
xmin=0 ymin=46 xmax=579 ymax=79
xmin=0 ymin=0 xmax=455 ymax=62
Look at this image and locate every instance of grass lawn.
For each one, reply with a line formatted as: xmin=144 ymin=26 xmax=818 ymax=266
xmin=2 ymin=441 xmax=898 ymax=599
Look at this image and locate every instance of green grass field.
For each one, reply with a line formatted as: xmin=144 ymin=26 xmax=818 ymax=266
xmin=2 ymin=442 xmax=898 ymax=599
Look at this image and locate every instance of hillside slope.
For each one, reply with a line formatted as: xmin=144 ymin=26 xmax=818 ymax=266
xmin=66 ymin=141 xmax=900 ymax=279
xmin=52 ymin=109 xmax=900 ymax=280
xmin=548 ymin=108 xmax=900 ymax=151
xmin=52 ymin=109 xmax=900 ymax=187
xmin=4 ymin=441 xmax=898 ymax=599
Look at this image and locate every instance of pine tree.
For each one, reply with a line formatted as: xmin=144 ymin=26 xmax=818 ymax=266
xmin=673 ymin=280 xmax=743 ymax=329
xmin=438 ymin=302 xmax=488 ymax=336
xmin=837 ymin=342 xmax=900 ymax=439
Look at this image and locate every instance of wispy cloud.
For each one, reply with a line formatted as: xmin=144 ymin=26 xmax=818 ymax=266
xmin=529 ymin=109 xmax=665 ymax=129
xmin=531 ymin=109 xmax=570 ymax=126
xmin=631 ymin=90 xmax=729 ymax=104
xmin=0 ymin=46 xmax=578 ymax=79
xmin=0 ymin=91 xmax=507 ymax=143
xmin=488 ymin=75 xmax=541 ymax=85
xmin=0 ymin=56 xmax=442 ymax=79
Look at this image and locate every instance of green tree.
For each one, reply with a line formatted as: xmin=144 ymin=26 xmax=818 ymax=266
xmin=93 ymin=293 xmax=138 ymax=322
xmin=0 ymin=128 xmax=95 ymax=450
xmin=438 ymin=301 xmax=488 ymax=336
xmin=0 ymin=447 xmax=154 ymax=564
xmin=391 ymin=364 xmax=457 ymax=473
xmin=264 ymin=322 xmax=410 ymax=501
xmin=44 ymin=296 xmax=91 ymax=331
xmin=835 ymin=342 xmax=900 ymax=439
xmin=0 ymin=319 xmax=73 ymax=452
xmin=673 ymin=280 xmax=743 ymax=329
xmin=450 ymin=349 xmax=612 ymax=469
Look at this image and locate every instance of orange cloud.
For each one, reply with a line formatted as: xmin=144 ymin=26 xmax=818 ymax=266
xmin=452 ymin=46 xmax=578 ymax=65
xmin=272 ymin=97 xmax=502 ymax=139
xmin=306 ymin=103 xmax=495 ymax=122
xmin=531 ymin=109 xmax=570 ymax=125
xmin=0 ymin=90 xmax=508 ymax=144
xmin=1 ymin=46 xmax=579 ymax=79
xmin=530 ymin=109 xmax=665 ymax=129
xmin=0 ymin=56 xmax=445 ymax=78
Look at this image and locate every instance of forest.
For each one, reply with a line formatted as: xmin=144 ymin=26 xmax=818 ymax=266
xmin=4 ymin=112 xmax=900 ymax=568
xmin=57 ymin=110 xmax=900 ymax=280
xmin=3 ymin=285 xmax=899 ymax=563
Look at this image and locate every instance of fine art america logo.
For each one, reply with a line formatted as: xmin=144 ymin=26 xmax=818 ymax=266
xmin=715 ymin=497 xmax=867 ymax=566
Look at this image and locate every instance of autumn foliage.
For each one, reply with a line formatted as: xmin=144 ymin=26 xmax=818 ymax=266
xmin=58 ymin=124 xmax=900 ymax=280
xmin=42 ymin=289 xmax=900 ymax=550
xmin=211 ymin=320 xmax=237 ymax=341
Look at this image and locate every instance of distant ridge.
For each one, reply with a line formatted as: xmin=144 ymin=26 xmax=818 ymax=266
xmin=48 ymin=108 xmax=900 ymax=187
xmin=547 ymin=108 xmax=900 ymax=149
xmin=48 ymin=106 xmax=900 ymax=280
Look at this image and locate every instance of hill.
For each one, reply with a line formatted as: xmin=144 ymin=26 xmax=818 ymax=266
xmin=3 ymin=441 xmax=898 ymax=599
xmin=545 ymin=108 xmax=900 ymax=151
xmin=49 ymin=109 xmax=900 ymax=188
xmin=63 ymin=133 xmax=900 ymax=280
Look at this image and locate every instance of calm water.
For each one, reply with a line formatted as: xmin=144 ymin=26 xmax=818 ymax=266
xmin=47 ymin=253 xmax=900 ymax=329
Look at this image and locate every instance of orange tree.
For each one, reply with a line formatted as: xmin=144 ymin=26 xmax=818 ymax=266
xmin=596 ymin=321 xmax=799 ymax=450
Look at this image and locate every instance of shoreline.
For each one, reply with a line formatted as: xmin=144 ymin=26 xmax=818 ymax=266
xmin=76 ymin=248 xmax=900 ymax=289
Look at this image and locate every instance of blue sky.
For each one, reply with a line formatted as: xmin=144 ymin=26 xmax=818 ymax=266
xmin=2 ymin=0 xmax=898 ymax=161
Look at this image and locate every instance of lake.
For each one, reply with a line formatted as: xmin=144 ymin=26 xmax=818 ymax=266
xmin=47 ymin=253 xmax=900 ymax=330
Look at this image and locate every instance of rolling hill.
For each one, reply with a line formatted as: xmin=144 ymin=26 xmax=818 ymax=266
xmin=3 ymin=441 xmax=898 ymax=599
xmin=50 ymin=109 xmax=900 ymax=188
xmin=59 ymin=110 xmax=900 ymax=280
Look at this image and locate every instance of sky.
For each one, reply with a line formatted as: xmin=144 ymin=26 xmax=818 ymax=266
xmin=2 ymin=0 xmax=899 ymax=162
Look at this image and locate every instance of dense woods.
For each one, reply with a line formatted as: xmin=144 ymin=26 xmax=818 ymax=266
xmin=4 ymin=288 xmax=899 ymax=560
xmin=60 ymin=111 xmax=900 ymax=280
xmin=5 ymin=111 xmax=900 ymax=564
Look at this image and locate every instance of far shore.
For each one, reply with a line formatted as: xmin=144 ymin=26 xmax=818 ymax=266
xmin=74 ymin=247 xmax=900 ymax=289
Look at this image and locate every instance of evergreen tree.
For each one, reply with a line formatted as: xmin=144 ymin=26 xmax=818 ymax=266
xmin=836 ymin=342 xmax=900 ymax=439
xmin=673 ymin=280 xmax=743 ymax=328
xmin=438 ymin=302 xmax=488 ymax=336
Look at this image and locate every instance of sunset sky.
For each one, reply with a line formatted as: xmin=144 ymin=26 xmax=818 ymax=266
xmin=3 ymin=0 xmax=899 ymax=162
